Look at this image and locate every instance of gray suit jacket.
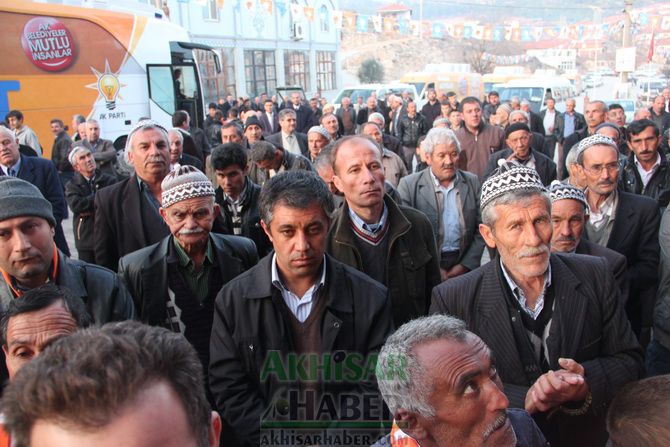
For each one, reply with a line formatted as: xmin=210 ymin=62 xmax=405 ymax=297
xmin=397 ymin=169 xmax=484 ymax=271
xmin=81 ymin=138 xmax=117 ymax=176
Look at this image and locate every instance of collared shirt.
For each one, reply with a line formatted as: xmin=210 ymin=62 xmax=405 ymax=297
xmin=271 ymin=254 xmax=327 ymax=322
xmin=0 ymin=158 xmax=21 ymax=177
xmin=348 ymin=203 xmax=388 ymax=235
xmin=137 ymin=176 xmax=162 ymax=215
xmin=500 ymin=259 xmax=552 ymax=320
xmin=587 ymin=188 xmax=618 ymax=231
xmin=543 ymin=110 xmax=555 ymax=135
xmin=563 ymin=112 xmax=576 ymax=138
xmin=429 ymin=169 xmax=461 ymax=252
xmin=635 ymin=152 xmax=661 ymax=189
xmin=266 ymin=113 xmax=275 ymax=132
xmin=281 ymin=132 xmax=301 ymax=155
xmin=172 ymin=236 xmax=215 ymax=303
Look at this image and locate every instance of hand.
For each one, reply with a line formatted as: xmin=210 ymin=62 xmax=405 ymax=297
xmin=445 ymin=264 xmax=468 ymax=280
xmin=524 ymin=358 xmax=589 ymax=414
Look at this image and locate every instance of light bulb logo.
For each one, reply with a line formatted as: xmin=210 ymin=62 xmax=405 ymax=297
xmin=98 ymin=74 xmax=120 ymax=110
xmin=86 ymin=60 xmax=125 ymax=111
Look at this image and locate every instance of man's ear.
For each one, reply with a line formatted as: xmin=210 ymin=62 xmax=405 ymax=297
xmin=260 ymin=220 xmax=273 ymax=242
xmin=208 ymin=411 xmax=222 ymax=447
xmin=479 ymin=223 xmax=497 ymax=249
xmin=159 ymin=207 xmax=169 ymax=225
xmin=395 ymin=409 xmax=429 ymax=442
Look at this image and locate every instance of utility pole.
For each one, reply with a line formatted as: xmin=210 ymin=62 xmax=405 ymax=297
xmin=622 ymin=0 xmax=633 ymax=83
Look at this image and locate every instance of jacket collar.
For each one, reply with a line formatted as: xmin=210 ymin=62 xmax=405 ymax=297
xmin=332 ymin=194 xmax=411 ymax=248
xmin=243 ymin=253 xmax=354 ymax=314
xmin=475 ymin=254 xmax=587 ymax=373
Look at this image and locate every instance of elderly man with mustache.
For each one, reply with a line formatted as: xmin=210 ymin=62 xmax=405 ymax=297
xmin=118 ymin=164 xmax=257 ymax=404
xmin=578 ymin=134 xmax=661 ymax=345
xmin=431 ymin=158 xmax=644 ymax=446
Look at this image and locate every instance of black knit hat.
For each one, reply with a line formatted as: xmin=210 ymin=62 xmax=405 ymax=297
xmin=0 ymin=177 xmax=55 ymax=226
xmin=244 ymin=115 xmax=262 ymax=131
xmin=505 ymin=122 xmax=531 ymax=139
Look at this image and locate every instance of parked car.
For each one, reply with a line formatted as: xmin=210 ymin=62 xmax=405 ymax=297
xmin=331 ymin=83 xmax=424 ymax=111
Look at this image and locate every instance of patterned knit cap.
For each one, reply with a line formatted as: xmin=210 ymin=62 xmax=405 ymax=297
xmin=480 ymin=159 xmax=546 ymax=210
xmin=576 ymin=134 xmax=618 ymax=154
xmin=161 ymin=164 xmax=214 ymax=208
xmin=307 ymin=126 xmax=333 ymax=142
xmin=548 ymin=180 xmax=588 ymax=210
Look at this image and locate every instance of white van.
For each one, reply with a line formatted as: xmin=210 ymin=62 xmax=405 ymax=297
xmin=493 ymin=77 xmax=577 ymax=113
xmin=332 ymin=83 xmax=424 ymax=112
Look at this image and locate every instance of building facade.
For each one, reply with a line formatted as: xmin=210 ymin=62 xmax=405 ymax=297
xmin=161 ymin=0 xmax=341 ymax=102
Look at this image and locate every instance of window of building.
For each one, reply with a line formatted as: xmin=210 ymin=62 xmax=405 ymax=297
xmin=194 ymin=48 xmax=236 ymax=106
xmin=203 ymin=0 xmax=219 ymax=21
xmin=244 ymin=50 xmax=276 ymax=97
xmin=319 ymin=5 xmax=330 ymax=32
xmin=316 ymin=51 xmax=336 ymax=92
xmin=284 ymin=51 xmax=310 ymax=91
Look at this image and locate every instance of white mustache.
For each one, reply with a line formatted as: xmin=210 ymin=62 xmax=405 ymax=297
xmin=178 ymin=228 xmax=204 ymax=235
xmin=518 ymin=246 xmax=549 ymax=258
xmin=483 ymin=411 xmax=508 ymax=440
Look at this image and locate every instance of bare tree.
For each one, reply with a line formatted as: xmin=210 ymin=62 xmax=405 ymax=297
xmin=461 ymin=40 xmax=496 ymax=75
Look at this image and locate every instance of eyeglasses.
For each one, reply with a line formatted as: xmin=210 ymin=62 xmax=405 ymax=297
xmin=583 ymin=162 xmax=620 ymax=176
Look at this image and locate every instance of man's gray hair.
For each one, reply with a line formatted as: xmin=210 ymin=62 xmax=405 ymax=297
xmin=168 ymin=128 xmax=184 ymax=142
xmin=432 ymin=118 xmax=450 ymax=128
xmin=520 ymin=98 xmax=530 ymax=106
xmin=368 ymin=112 xmax=385 ymax=127
xmin=258 ymin=170 xmax=334 ymax=226
xmin=85 ymin=118 xmax=99 ymax=126
xmin=565 ymin=142 xmax=581 ymax=167
xmin=125 ymin=120 xmax=169 ymax=152
xmin=376 ymin=315 xmax=469 ymax=416
xmin=509 ymin=110 xmax=529 ymax=123
xmin=248 ymin=141 xmax=278 ymax=163
xmin=278 ymin=108 xmax=297 ymax=121
xmin=481 ymin=189 xmax=550 ymax=228
xmin=421 ymin=127 xmax=461 ymax=155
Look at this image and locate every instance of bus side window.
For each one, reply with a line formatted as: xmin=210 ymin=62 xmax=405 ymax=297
xmin=147 ymin=65 xmax=176 ymax=115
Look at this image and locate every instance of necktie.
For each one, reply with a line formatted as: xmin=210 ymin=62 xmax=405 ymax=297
xmin=9 ymin=168 xmax=16 ymax=177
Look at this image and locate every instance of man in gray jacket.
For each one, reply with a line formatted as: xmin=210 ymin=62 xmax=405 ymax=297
xmin=397 ymin=127 xmax=484 ymax=281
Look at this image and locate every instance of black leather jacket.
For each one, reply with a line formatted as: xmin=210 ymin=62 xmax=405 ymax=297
xmin=619 ymin=152 xmax=670 ymax=210
xmin=398 ymin=113 xmax=428 ymax=147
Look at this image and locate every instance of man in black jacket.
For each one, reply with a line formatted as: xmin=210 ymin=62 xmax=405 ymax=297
xmin=398 ymin=101 xmax=428 ymax=170
xmin=64 ymin=146 xmax=117 ymax=263
xmin=209 ymin=171 xmax=394 ymax=446
xmin=119 ymin=165 xmax=257 ymax=404
xmin=49 ymin=118 xmax=74 ymax=187
xmin=0 ymin=177 xmax=135 ymax=324
xmin=167 ymin=128 xmax=204 ymax=171
xmin=579 ymin=134 xmax=661 ymax=343
xmin=431 ymin=160 xmax=643 ymax=446
xmin=619 ymin=119 xmax=670 ymax=210
xmin=94 ymin=120 xmax=172 ymax=271
xmin=484 ymin=123 xmax=556 ymax=186
xmin=211 ymin=143 xmax=272 ymax=257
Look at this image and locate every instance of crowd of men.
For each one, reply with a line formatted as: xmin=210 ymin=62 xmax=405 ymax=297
xmin=0 ymin=85 xmax=670 ymax=446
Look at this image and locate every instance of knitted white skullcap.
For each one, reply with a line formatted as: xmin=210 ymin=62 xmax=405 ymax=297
xmin=480 ymin=159 xmax=546 ymax=209
xmin=161 ymin=164 xmax=214 ymax=208
xmin=307 ymin=126 xmax=333 ymax=142
xmin=548 ymin=180 xmax=588 ymax=209
xmin=576 ymin=134 xmax=618 ymax=154
xmin=68 ymin=145 xmax=90 ymax=166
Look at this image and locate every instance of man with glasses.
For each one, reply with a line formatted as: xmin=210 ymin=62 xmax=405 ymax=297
xmin=578 ymin=134 xmax=660 ymax=344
